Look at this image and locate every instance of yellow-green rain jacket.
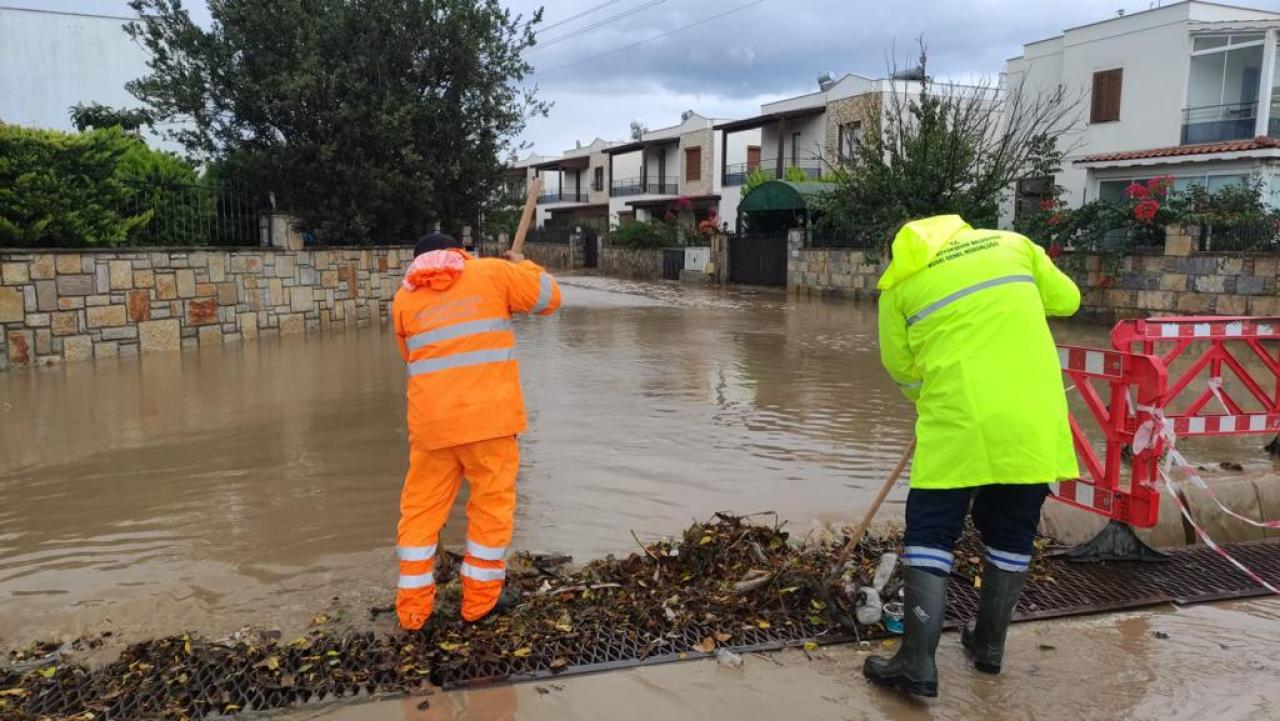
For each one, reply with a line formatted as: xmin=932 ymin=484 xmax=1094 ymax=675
xmin=877 ymin=215 xmax=1081 ymax=489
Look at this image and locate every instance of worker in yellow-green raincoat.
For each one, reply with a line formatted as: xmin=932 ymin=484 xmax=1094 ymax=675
xmin=863 ymin=215 xmax=1081 ymax=698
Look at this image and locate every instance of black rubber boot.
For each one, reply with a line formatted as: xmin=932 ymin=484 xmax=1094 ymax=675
xmin=466 ymin=587 xmax=521 ymax=625
xmin=961 ymin=562 xmax=1028 ymax=674
xmin=863 ymin=567 xmax=948 ymax=698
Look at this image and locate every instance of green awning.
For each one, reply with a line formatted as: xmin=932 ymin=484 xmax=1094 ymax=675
xmin=737 ymin=180 xmax=835 ymax=214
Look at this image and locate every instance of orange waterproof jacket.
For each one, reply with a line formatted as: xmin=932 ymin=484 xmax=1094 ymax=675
xmin=392 ymin=250 xmax=562 ymax=450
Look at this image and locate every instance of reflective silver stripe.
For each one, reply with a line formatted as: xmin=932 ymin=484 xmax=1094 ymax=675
xmin=896 ymin=380 xmax=923 ymax=390
xmin=406 ymin=319 xmax=513 ymax=351
xmin=985 ymin=547 xmax=1032 ymax=572
xmin=398 ymin=572 xmax=435 ymax=589
xmin=529 ymin=273 xmax=553 ymax=315
xmin=902 ymin=545 xmax=953 ymax=573
xmin=466 ymin=539 xmax=506 ymax=562
xmin=396 ymin=545 xmax=437 ymax=562
xmin=906 ymin=275 xmax=1036 ymax=326
xmin=407 ymin=348 xmax=513 ymax=377
xmin=459 ymin=563 xmax=506 ymax=582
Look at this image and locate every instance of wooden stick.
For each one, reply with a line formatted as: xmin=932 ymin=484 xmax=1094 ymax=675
xmin=510 ymin=176 xmax=543 ymax=257
xmin=829 ymin=437 xmax=917 ymax=575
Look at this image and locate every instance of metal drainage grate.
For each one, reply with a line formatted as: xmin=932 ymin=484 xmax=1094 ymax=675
xmin=7 ymin=540 xmax=1278 ymax=719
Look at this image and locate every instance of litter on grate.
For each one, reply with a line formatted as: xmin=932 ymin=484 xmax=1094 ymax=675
xmin=3 ymin=515 xmax=1278 ymax=720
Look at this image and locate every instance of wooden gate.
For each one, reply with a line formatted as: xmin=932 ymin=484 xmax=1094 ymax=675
xmin=729 ymin=233 xmax=788 ymax=286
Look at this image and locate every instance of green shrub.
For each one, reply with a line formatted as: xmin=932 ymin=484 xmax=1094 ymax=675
xmin=608 ymin=220 xmax=675 ymax=248
xmin=0 ymin=125 xmax=208 ymax=247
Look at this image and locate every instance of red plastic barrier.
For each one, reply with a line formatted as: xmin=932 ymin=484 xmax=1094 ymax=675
xmin=1052 ymin=344 xmax=1168 ymax=528
xmin=1111 ymin=316 xmax=1280 ymax=437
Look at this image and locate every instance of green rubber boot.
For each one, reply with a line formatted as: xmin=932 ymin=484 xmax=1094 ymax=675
xmin=961 ymin=562 xmax=1028 ymax=674
xmin=863 ymin=567 xmax=948 ymax=698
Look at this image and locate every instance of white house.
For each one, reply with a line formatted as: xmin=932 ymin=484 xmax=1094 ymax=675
xmin=0 ymin=6 xmax=181 ymax=151
xmin=1005 ymin=1 xmax=1280 ymax=223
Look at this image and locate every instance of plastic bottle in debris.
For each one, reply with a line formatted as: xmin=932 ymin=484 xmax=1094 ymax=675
xmin=872 ymin=552 xmax=899 ymax=593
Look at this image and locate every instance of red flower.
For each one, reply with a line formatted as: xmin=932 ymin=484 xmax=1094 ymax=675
xmin=1133 ymin=199 xmax=1160 ymax=223
xmin=1125 ymin=183 xmax=1149 ymax=200
xmin=1099 ymin=275 xmax=1115 ymax=288
xmin=1048 ymin=243 xmax=1063 ymax=259
xmin=1039 ymin=198 xmax=1057 ymax=212
xmin=676 ymin=195 xmax=693 ymax=211
xmin=1146 ymin=176 xmax=1174 ymax=198
xmin=1047 ymin=212 xmax=1064 ymax=226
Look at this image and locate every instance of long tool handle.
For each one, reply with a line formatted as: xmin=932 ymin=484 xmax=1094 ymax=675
xmin=832 ymin=437 xmax=916 ymax=571
xmin=510 ymin=176 xmax=543 ymax=256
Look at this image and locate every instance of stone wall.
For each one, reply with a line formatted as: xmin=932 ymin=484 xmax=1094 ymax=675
xmin=600 ymin=246 xmax=665 ymax=280
xmin=823 ymin=95 xmax=879 ymax=163
xmin=0 ymin=246 xmax=412 ymax=370
xmin=783 ymin=224 xmax=1280 ymax=323
xmin=478 ymin=240 xmax=572 ymax=269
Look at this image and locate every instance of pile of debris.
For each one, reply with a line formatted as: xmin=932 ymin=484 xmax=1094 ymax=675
xmin=0 ymin=514 xmax=1011 ymax=720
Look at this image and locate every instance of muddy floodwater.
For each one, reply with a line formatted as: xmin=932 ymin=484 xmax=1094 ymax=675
xmin=3 ymin=275 xmax=1278 ymax=719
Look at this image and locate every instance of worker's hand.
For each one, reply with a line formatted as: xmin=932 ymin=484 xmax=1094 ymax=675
xmin=504 ymin=250 xmax=526 ymax=264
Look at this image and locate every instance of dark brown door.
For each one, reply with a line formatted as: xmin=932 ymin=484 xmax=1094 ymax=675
xmin=747 ymin=145 xmax=761 ymax=169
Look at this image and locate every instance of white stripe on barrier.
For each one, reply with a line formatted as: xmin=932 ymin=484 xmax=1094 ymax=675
xmin=1077 ymin=482 xmax=1095 ymax=509
xmin=1058 ymin=348 xmax=1069 ymax=370
xmin=1189 ymin=417 xmax=1206 ymax=434
xmin=1225 ymin=321 xmax=1244 ymax=337
xmin=1194 ymin=323 xmax=1211 ymax=336
xmin=1251 ymin=415 xmax=1269 ymax=432
xmin=1085 ymin=351 xmax=1104 ymax=375
xmin=1160 ymin=324 xmax=1179 ymax=338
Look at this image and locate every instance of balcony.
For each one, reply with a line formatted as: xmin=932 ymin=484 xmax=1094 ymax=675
xmin=609 ymin=176 xmax=680 ymax=197
xmin=722 ymin=160 xmax=824 ymax=186
xmin=537 ymin=191 xmax=588 ymax=205
xmin=1181 ymin=101 xmax=1260 ymax=144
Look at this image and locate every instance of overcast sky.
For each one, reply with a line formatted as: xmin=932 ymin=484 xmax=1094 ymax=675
xmin=13 ymin=0 xmax=1280 ymax=154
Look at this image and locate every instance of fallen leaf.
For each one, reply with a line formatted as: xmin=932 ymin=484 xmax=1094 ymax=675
xmin=714 ymin=632 xmax=732 ymax=643
xmin=265 ymin=656 xmax=280 ymax=671
xmin=694 ymin=637 xmax=716 ymax=653
xmin=699 ymin=535 xmax=713 ymax=545
xmin=0 ymin=689 xmax=28 ymax=698
xmin=36 ymin=666 xmax=57 ymax=678
xmin=183 ymin=638 xmax=192 ymax=655
xmin=310 ymin=614 xmax=329 ymax=626
xmin=513 ymin=647 xmax=533 ymax=658
xmin=756 ymin=620 xmax=771 ymax=629
xmin=438 ymin=641 xmax=463 ymax=652
xmin=550 ymin=657 xmax=569 ymax=669
xmin=803 ymin=641 xmax=819 ymax=652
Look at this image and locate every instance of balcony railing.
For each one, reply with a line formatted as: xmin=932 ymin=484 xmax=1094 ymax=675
xmin=1181 ymin=101 xmax=1258 ymax=144
xmin=537 ymin=191 xmax=588 ymax=205
xmin=722 ymin=160 xmax=824 ymax=186
xmin=609 ymin=176 xmax=680 ymax=197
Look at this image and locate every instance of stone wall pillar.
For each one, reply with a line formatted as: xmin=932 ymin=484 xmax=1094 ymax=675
xmin=1165 ymin=224 xmax=1195 ymax=257
xmin=786 ymin=228 xmax=805 ymax=293
xmin=264 ymin=213 xmax=304 ymax=250
xmin=708 ymin=233 xmax=729 ymax=283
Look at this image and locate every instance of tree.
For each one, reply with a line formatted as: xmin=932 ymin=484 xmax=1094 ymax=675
xmin=69 ymin=102 xmax=154 ymax=134
xmin=817 ymin=44 xmax=1083 ymax=254
xmin=125 ymin=0 xmax=546 ymax=244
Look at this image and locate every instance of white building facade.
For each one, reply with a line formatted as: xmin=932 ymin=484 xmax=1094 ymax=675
xmin=1005 ymin=1 xmax=1280 ymax=223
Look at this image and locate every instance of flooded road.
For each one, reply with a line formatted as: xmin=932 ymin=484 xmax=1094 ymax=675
xmin=1 ymin=275 xmax=1277 ymax=718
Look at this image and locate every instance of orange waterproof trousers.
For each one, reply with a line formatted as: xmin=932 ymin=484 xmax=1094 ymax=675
xmin=396 ymin=436 xmax=518 ymax=630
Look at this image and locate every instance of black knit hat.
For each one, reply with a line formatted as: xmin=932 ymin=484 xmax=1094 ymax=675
xmin=413 ymin=231 xmax=461 ymax=257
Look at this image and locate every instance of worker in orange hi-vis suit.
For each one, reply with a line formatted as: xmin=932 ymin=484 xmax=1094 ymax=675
xmin=391 ymin=231 xmax=562 ymax=630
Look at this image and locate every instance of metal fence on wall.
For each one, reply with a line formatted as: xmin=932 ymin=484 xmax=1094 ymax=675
xmin=1193 ymin=223 xmax=1280 ymax=252
xmin=120 ymin=180 xmax=267 ymax=247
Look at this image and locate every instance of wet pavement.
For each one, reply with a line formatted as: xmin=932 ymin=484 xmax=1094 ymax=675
xmin=2 ymin=274 xmax=1278 ymax=719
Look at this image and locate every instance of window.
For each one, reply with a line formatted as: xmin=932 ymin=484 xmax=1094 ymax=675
xmin=838 ymin=121 xmax=864 ymax=161
xmin=1091 ymin=69 xmax=1123 ymax=123
xmin=592 ymin=166 xmax=604 ymax=191
xmin=791 ymin=132 xmax=802 ymax=165
xmin=685 ymin=146 xmax=702 ymax=182
xmin=1099 ymin=173 xmax=1249 ymax=202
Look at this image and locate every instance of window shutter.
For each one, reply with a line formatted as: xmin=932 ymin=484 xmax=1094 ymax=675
xmin=1091 ymin=69 xmax=1122 ymax=123
xmin=685 ymin=147 xmax=701 ymax=182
